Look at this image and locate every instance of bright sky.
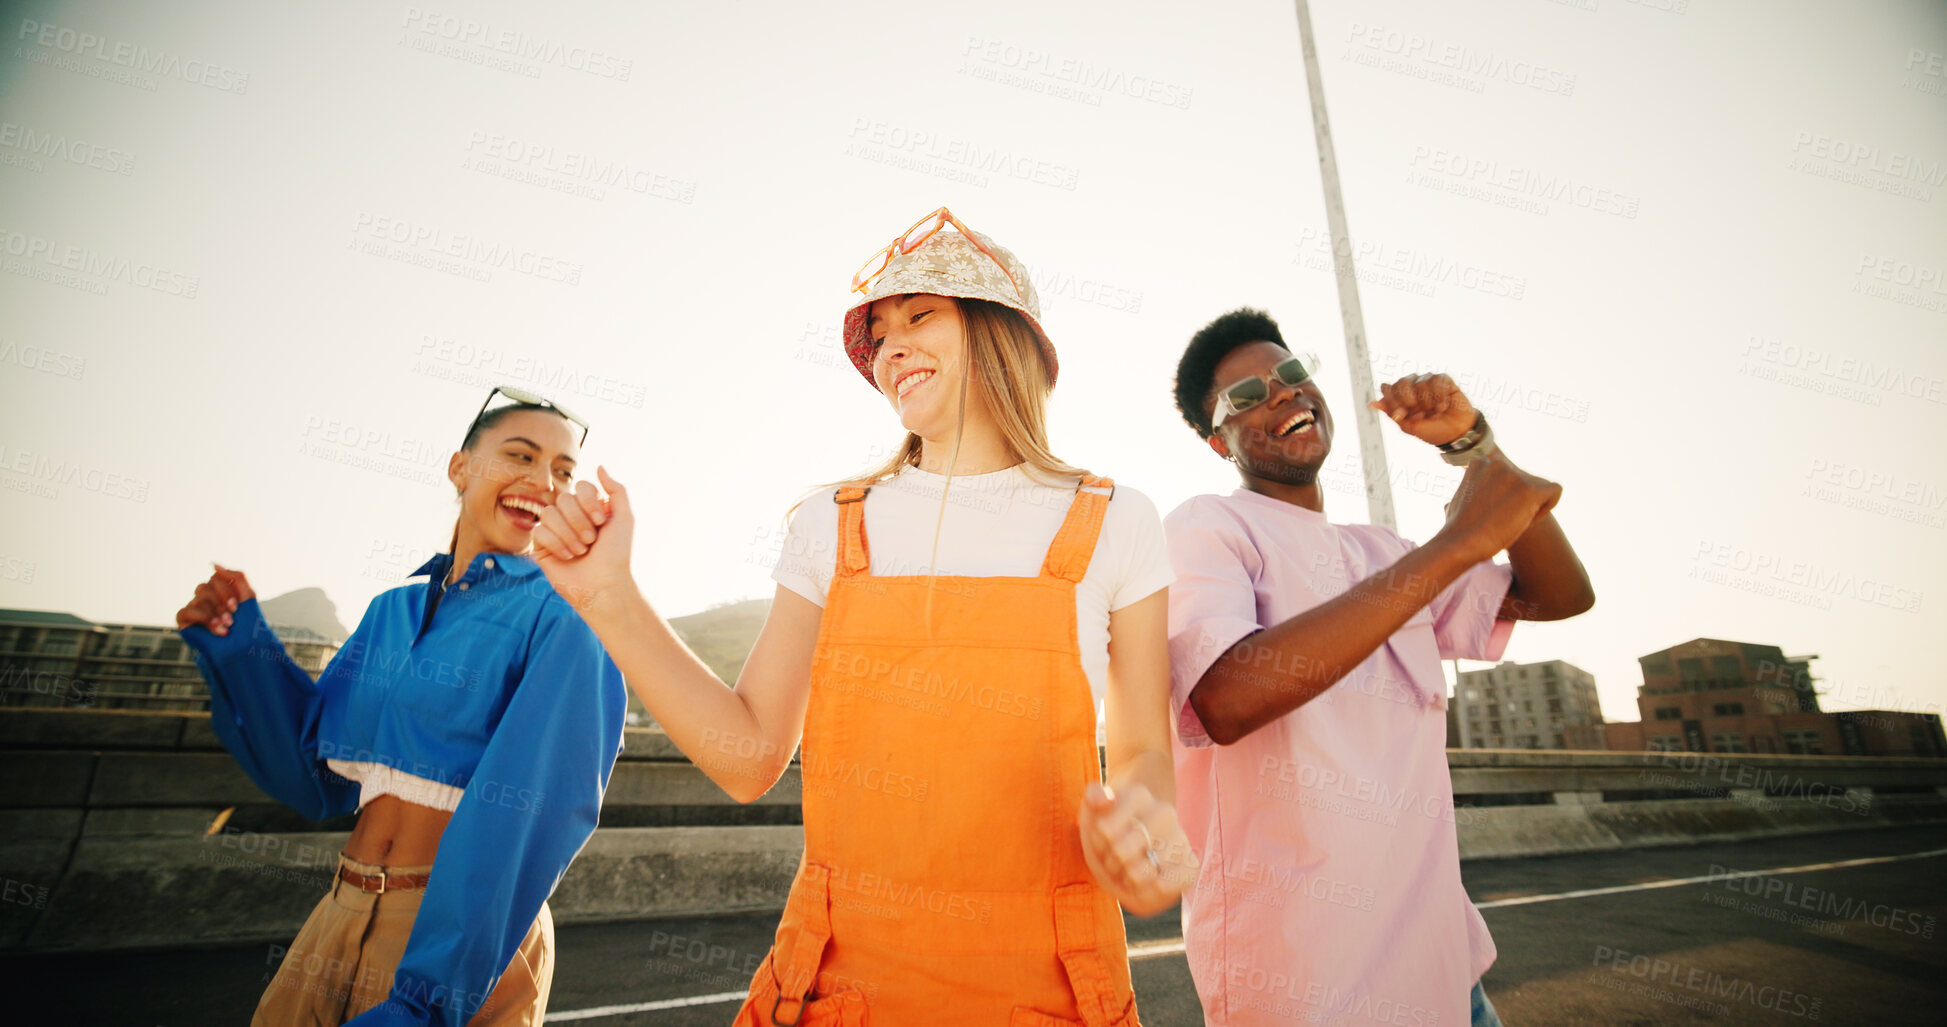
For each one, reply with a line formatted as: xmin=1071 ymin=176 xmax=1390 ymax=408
xmin=2 ymin=0 xmax=1942 ymax=726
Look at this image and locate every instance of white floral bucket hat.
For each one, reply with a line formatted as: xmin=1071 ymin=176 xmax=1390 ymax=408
xmin=842 ymin=207 xmax=1058 ymax=392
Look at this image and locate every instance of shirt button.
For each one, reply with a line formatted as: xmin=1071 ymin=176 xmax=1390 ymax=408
xmin=484 ymin=558 xmax=496 ymax=570
xmin=458 ymin=583 xmax=470 ymax=591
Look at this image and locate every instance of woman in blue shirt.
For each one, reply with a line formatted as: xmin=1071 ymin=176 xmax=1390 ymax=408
xmin=175 ymin=390 xmax=628 ymax=1027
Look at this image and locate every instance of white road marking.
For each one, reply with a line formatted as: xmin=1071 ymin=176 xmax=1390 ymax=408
xmin=1128 ymin=937 xmax=1189 ymax=959
xmin=1476 ymin=846 xmax=1947 ymax=909
xmin=548 ymin=991 xmax=748 ymax=1020
xmin=548 ymin=846 xmax=1947 ymax=1020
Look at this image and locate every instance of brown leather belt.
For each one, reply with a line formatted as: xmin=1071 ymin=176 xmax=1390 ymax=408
xmin=338 ymin=866 xmax=431 ymax=893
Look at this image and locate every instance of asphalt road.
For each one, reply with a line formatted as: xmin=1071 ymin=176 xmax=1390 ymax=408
xmin=11 ymin=825 xmax=1945 ymax=1025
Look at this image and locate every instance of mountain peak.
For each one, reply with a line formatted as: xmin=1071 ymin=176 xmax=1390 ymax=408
xmin=258 ymin=588 xmax=351 ymax=644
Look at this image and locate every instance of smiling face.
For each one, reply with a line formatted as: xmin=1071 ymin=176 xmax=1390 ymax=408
xmin=446 ymin=408 xmax=579 ymax=556
xmin=1207 ymin=340 xmax=1335 ymax=485
xmin=868 ymin=293 xmax=982 ymax=436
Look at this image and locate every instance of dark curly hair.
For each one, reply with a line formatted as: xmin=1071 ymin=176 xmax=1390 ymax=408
xmin=1173 ymin=308 xmax=1289 ymax=438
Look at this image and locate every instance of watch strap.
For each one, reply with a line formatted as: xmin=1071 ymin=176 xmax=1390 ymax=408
xmin=1438 ymin=414 xmax=1496 ymax=466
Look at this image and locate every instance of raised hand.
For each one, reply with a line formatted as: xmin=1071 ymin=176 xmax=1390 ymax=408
xmin=531 ymin=466 xmax=636 ymax=611
xmin=1370 ymin=373 xmax=1477 ymax=447
xmin=175 ymin=564 xmax=257 ymax=637
xmin=1078 ymin=781 xmax=1199 ymax=917
xmin=1436 ymin=453 xmax=1563 ymax=564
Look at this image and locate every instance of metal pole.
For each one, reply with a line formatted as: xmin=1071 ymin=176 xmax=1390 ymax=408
xmin=1292 ymin=0 xmax=1396 ymax=530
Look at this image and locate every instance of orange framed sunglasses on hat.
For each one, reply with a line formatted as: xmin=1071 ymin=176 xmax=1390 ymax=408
xmin=849 ymin=206 xmax=1025 ymax=301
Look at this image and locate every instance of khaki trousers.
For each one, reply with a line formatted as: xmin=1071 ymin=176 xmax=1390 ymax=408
xmin=252 ymin=853 xmax=553 ymax=1026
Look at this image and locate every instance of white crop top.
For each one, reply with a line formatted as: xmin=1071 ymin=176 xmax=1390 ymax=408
xmin=324 ymin=759 xmax=466 ymax=812
xmin=767 ymin=463 xmax=1176 ymax=703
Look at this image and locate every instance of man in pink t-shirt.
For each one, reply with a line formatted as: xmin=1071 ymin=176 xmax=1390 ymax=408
xmin=1163 ymin=309 xmax=1595 ymax=1027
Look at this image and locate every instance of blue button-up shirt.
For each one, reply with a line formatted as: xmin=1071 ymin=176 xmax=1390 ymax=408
xmin=182 ymin=552 xmax=627 ymax=1027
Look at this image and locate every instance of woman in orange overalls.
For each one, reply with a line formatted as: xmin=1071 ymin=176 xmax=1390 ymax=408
xmin=530 ymin=208 xmax=1194 ymax=1025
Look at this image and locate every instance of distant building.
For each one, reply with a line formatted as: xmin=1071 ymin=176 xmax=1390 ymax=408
xmin=1603 ymin=638 xmax=1945 ymax=757
xmin=0 ymin=606 xmax=338 ymax=713
xmin=1452 ymin=660 xmax=1603 ymax=749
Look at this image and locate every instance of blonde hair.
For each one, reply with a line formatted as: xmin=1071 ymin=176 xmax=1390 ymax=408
xmin=826 ymin=298 xmax=1087 ymax=491
xmin=792 ymin=298 xmax=1093 ymax=620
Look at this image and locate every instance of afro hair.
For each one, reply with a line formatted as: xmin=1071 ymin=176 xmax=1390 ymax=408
xmin=1173 ymin=307 xmax=1289 ymax=438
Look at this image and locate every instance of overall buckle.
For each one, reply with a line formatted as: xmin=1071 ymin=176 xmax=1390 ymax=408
xmin=771 ymin=992 xmax=806 ymax=1027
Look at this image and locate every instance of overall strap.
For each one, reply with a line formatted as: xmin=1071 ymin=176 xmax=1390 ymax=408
xmin=833 ymin=487 xmax=871 ymax=577
xmin=1053 ymin=883 xmax=1134 ymax=1027
xmin=768 ymin=863 xmax=837 ymax=1026
xmin=1041 ymin=476 xmax=1115 ymax=583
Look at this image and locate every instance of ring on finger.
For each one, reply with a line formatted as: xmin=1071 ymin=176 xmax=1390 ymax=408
xmin=1135 ymin=820 xmax=1161 ymax=873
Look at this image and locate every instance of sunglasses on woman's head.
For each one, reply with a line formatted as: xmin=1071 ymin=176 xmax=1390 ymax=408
xmin=1211 ymin=353 xmax=1321 ymax=430
xmin=464 ymin=386 xmax=590 ymax=448
xmin=850 ymin=206 xmax=1025 ymax=303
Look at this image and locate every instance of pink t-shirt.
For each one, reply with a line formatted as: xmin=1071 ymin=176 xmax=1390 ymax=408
xmin=1164 ymin=488 xmax=1514 ymax=1027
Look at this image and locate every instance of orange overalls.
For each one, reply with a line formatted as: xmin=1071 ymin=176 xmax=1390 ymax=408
xmin=734 ymin=476 xmax=1141 ymax=1027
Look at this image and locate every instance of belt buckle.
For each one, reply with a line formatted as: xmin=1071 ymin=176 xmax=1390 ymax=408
xmin=371 ymin=869 xmax=388 ymax=895
xmin=771 ymin=992 xmax=805 ymax=1027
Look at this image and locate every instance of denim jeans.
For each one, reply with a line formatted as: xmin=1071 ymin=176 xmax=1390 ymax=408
xmin=1471 ymin=979 xmax=1504 ymax=1027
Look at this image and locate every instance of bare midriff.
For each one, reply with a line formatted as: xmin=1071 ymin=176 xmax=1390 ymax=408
xmin=343 ymin=795 xmax=453 ymax=866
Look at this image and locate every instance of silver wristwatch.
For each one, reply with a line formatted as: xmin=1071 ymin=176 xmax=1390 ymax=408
xmin=1437 ymin=413 xmax=1496 ymax=466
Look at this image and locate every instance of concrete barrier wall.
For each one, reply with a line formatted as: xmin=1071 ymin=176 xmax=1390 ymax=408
xmin=5 ymin=708 xmax=1946 ymax=953
xmin=1458 ymin=794 xmax=1947 ymax=860
xmin=8 ymin=826 xmax=810 ymax=951
xmin=0 ymin=739 xmax=791 ymax=820
xmin=0 ymin=707 xmax=689 ymax=759
xmin=1447 ymin=747 xmax=1947 ymax=795
xmin=12 ymin=796 xmax=1945 ymax=953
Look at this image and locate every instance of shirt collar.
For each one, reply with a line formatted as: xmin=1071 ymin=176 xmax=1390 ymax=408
xmin=1227 ymin=487 xmax=1331 ymax=523
xmin=408 ymin=553 xmax=450 ymax=581
xmin=491 ymin=554 xmax=543 ymax=577
xmin=406 ymin=552 xmax=543 ymax=581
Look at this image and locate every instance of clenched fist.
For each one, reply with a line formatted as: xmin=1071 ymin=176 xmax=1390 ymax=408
xmin=1078 ymin=781 xmax=1199 ymax=917
xmin=531 ymin=465 xmax=635 ymax=612
xmin=176 ymin=564 xmax=256 ymax=637
xmin=1370 ymin=373 xmax=1477 ymax=447
xmin=1437 ymin=454 xmax=1562 ymax=564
